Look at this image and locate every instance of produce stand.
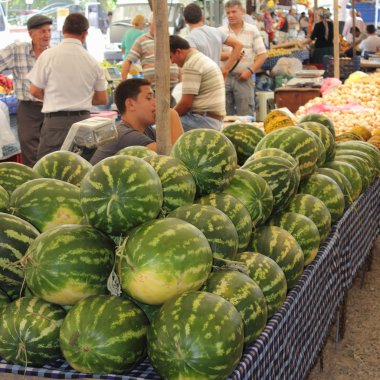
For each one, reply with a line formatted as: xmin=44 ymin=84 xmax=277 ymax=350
xmin=261 ymin=49 xmax=310 ymax=71
xmin=0 ymin=179 xmax=378 ymax=380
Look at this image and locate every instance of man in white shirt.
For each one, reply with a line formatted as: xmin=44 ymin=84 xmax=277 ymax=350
xmin=338 ymin=0 xmax=348 ymax=34
xmin=184 ymin=3 xmax=242 ymax=77
xmin=219 ymin=0 xmax=267 ymax=116
xmin=28 ymin=13 xmax=107 ymax=159
xmin=342 ymin=10 xmax=366 ymax=43
xmin=359 ymin=25 xmax=380 ymax=55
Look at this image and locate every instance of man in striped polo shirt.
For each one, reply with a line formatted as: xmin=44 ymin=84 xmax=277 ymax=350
xmin=121 ymin=15 xmax=179 ymax=106
xmin=169 ymin=35 xmax=226 ymax=132
xmin=219 ymin=0 xmax=267 ymax=116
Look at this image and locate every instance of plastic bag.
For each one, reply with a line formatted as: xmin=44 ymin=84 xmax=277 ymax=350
xmin=271 ymin=57 xmax=303 ymax=77
xmin=0 ymin=102 xmax=17 ymax=159
xmin=320 ymin=77 xmax=342 ymax=95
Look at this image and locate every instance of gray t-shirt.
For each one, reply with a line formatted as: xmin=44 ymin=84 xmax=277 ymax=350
xmin=90 ymin=121 xmax=156 ymax=165
xmin=186 ymin=25 xmax=228 ymax=65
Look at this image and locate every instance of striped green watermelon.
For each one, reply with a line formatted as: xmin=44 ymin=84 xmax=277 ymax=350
xmin=316 ymin=167 xmax=353 ymax=208
xmin=60 ymin=295 xmax=149 ymax=374
xmin=10 ymin=178 xmax=83 ymax=232
xmin=0 ymin=297 xmax=65 ymax=366
xmin=268 ymin=211 xmax=320 ymax=266
xmin=144 ymin=155 xmax=196 ymax=215
xmin=126 ymin=296 xmax=161 ymax=323
xmin=197 ymin=193 xmax=252 ymax=253
xmin=285 ymin=194 xmax=331 ymax=242
xmin=309 ymin=133 xmax=326 ymax=167
xmin=24 ymin=224 xmax=115 ymax=305
xmin=333 ymin=154 xmax=372 ymax=190
xmin=205 ymin=270 xmax=267 ymax=344
xmin=299 ymin=174 xmax=345 ymax=223
xmin=247 ymin=148 xmax=298 ymax=167
xmin=298 ymin=121 xmax=336 ymax=162
xmin=249 ymin=226 xmax=304 ymax=289
xmin=334 ymin=149 xmax=374 ymax=175
xmin=0 ymin=213 xmax=39 ymax=300
xmin=116 ymin=145 xmax=157 ymax=158
xmin=335 ymin=141 xmax=380 ymax=176
xmin=222 ymin=123 xmax=265 ymax=165
xmin=298 ymin=113 xmax=335 ymax=137
xmin=242 ymin=156 xmax=300 ymax=213
xmin=148 ymin=291 xmax=244 ymax=380
xmin=169 ymin=204 xmax=238 ymax=263
xmin=0 ymin=185 xmax=8 ymax=211
xmin=322 ymin=161 xmax=362 ymax=200
xmin=236 ymin=251 xmax=287 ymax=317
xmin=0 ymin=293 xmax=9 ymax=310
xmin=80 ymin=155 xmax=163 ymax=236
xmin=117 ymin=218 xmax=212 ymax=305
xmin=255 ymin=126 xmax=319 ymax=179
xmin=223 ymin=169 xmax=274 ymax=226
xmin=0 ymin=162 xmax=40 ymax=195
xmin=170 ymin=129 xmax=238 ymax=195
xmin=33 ymin=151 xmax=92 ymax=187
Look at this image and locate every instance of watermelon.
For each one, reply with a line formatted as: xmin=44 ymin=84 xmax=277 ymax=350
xmin=24 ymin=224 xmax=115 ymax=305
xmin=332 ymin=154 xmax=372 ymax=190
xmin=170 ymin=129 xmax=238 ymax=195
xmin=255 ymin=126 xmax=319 ymax=179
xmin=299 ymin=174 xmax=345 ymax=223
xmin=60 ymin=295 xmax=149 ymax=374
xmin=249 ymin=226 xmax=304 ymax=289
xmin=116 ymin=145 xmax=157 ymax=158
xmin=334 ymin=149 xmax=374 ymax=175
xmin=247 ymin=148 xmax=298 ymax=167
xmin=223 ymin=169 xmax=274 ymax=226
xmin=0 ymin=293 xmax=9 ymax=310
xmin=285 ymin=193 xmax=332 ymax=242
xmin=0 ymin=213 xmax=39 ymax=300
xmin=117 ymin=218 xmax=212 ymax=305
xmin=148 ymin=291 xmax=244 ymax=380
xmin=10 ymin=178 xmax=83 ymax=232
xmin=322 ymin=161 xmax=362 ymax=200
xmin=80 ymin=155 xmax=163 ymax=236
xmin=335 ymin=141 xmax=380 ymax=176
xmin=169 ymin=204 xmax=238 ymax=262
xmin=197 ymin=193 xmax=252 ymax=253
xmin=126 ymin=296 xmax=161 ymax=323
xmin=298 ymin=113 xmax=335 ymax=137
xmin=268 ymin=211 xmax=320 ymax=266
xmin=242 ymin=156 xmax=300 ymax=213
xmin=236 ymin=251 xmax=287 ymax=317
xmin=205 ymin=270 xmax=267 ymax=344
xmin=144 ymin=155 xmax=196 ymax=215
xmin=0 ymin=185 xmax=8 ymax=211
xmin=33 ymin=151 xmax=92 ymax=187
xmin=298 ymin=121 xmax=336 ymax=162
xmin=0 ymin=162 xmax=40 ymax=195
xmin=316 ymin=167 xmax=354 ymax=208
xmin=309 ymin=133 xmax=326 ymax=167
xmin=222 ymin=123 xmax=265 ymax=165
xmin=0 ymin=297 xmax=65 ymax=366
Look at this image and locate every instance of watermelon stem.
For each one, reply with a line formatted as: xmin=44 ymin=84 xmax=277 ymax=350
xmin=213 ymin=258 xmax=250 ymax=276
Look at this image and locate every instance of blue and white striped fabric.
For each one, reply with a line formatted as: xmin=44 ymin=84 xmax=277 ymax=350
xmin=0 ymin=180 xmax=379 ymax=380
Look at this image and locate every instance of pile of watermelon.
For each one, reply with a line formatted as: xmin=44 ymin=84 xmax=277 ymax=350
xmin=0 ymin=113 xmax=379 ymax=379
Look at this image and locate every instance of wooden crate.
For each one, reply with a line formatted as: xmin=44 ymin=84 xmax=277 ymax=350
xmin=274 ymin=87 xmax=321 ymax=113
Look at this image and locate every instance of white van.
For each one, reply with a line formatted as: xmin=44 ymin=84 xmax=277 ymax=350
xmin=0 ymin=4 xmax=12 ymax=50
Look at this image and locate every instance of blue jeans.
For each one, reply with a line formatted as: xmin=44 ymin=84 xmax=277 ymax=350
xmin=180 ymin=112 xmax=222 ymax=133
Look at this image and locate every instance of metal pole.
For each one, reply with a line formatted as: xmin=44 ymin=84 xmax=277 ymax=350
xmin=333 ymin=0 xmax=340 ymax=78
xmin=375 ymin=0 xmax=379 ymax=30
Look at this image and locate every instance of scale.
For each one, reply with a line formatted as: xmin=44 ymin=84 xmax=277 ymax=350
xmin=61 ymin=117 xmax=118 ymax=161
xmin=104 ymin=66 xmax=122 ymax=111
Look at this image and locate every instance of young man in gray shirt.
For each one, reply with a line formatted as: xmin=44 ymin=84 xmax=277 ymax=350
xmin=90 ymin=78 xmax=183 ymax=165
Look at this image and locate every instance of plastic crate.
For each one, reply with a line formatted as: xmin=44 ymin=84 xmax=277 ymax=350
xmin=0 ymin=94 xmax=19 ymax=115
xmin=323 ymin=55 xmax=361 ymax=81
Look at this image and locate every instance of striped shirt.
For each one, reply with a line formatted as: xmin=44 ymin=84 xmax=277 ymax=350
xmin=126 ymin=32 xmax=179 ymax=87
xmin=0 ymin=41 xmax=43 ymax=101
xmin=182 ymin=50 xmax=226 ymax=116
xmin=219 ymin=22 xmax=267 ymax=74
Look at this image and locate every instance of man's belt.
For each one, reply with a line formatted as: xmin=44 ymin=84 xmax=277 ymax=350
xmin=192 ymin=112 xmax=224 ymax=121
xmin=45 ymin=110 xmax=90 ymax=118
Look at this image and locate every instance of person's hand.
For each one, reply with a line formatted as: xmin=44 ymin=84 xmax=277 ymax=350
xmin=238 ymin=70 xmax=252 ymax=81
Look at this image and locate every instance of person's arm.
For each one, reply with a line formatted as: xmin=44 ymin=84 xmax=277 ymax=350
xmin=174 ymin=94 xmax=194 ymax=116
xmin=221 ymin=36 xmax=243 ymax=78
xmin=121 ymin=59 xmax=132 ymax=80
xmin=239 ymin=52 xmax=268 ymax=81
xmin=29 ymin=83 xmax=44 ymax=100
xmin=92 ymin=90 xmax=107 ymax=105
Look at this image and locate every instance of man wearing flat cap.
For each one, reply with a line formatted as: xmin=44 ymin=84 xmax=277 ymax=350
xmin=0 ymin=14 xmax=52 ymax=167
